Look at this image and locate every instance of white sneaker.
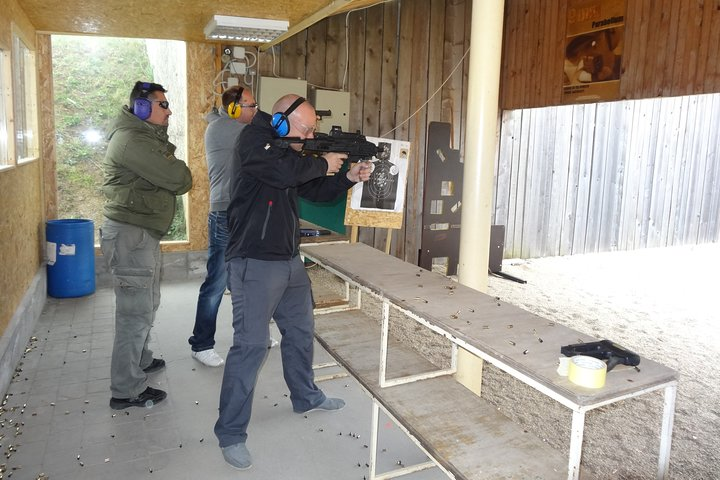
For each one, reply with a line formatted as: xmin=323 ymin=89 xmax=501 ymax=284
xmin=192 ymin=349 xmax=225 ymax=367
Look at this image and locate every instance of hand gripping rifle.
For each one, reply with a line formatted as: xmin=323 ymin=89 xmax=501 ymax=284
xmin=273 ymin=125 xmax=385 ymax=162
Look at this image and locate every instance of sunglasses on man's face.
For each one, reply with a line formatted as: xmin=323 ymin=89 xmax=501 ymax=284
xmin=152 ymin=100 xmax=170 ymax=110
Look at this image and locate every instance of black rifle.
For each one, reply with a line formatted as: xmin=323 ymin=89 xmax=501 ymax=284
xmin=560 ymin=339 xmax=641 ymax=372
xmin=273 ymin=125 xmax=384 ymax=162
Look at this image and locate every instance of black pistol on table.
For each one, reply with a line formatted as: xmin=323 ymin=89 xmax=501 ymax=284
xmin=274 ymin=125 xmax=384 ymax=163
xmin=560 ymin=339 xmax=641 ymax=372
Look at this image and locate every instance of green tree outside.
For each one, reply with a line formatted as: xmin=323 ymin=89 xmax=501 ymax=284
xmin=52 ymin=36 xmax=186 ymax=242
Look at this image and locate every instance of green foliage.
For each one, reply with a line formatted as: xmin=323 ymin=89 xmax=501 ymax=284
xmin=53 ymin=35 xmax=187 ymax=242
xmin=52 ymin=36 xmax=153 ymax=130
xmin=164 ymin=197 xmax=187 ymax=241
xmin=57 ymin=162 xmax=96 ymax=188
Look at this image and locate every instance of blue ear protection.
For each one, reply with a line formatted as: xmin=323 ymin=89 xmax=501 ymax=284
xmin=271 ymin=97 xmax=306 ymax=136
xmin=228 ymin=87 xmax=245 ymax=119
xmin=133 ymin=82 xmax=153 ymax=120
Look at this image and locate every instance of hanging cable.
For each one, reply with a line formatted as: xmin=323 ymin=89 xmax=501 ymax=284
xmin=342 ymin=0 xmax=396 ymax=91
xmin=339 ymin=0 xmax=469 ymax=139
xmin=381 ymin=46 xmax=471 ymax=138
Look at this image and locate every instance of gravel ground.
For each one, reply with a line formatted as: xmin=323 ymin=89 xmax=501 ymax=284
xmin=485 ymin=243 xmax=719 ymax=480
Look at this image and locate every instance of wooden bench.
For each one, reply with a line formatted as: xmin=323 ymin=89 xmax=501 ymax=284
xmin=302 ymin=242 xmax=678 ymax=480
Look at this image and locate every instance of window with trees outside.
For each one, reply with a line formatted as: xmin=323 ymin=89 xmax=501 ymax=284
xmin=52 ymin=36 xmax=188 ymax=244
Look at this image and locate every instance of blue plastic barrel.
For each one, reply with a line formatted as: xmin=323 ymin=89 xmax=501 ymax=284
xmin=46 ymin=219 xmax=96 ymax=298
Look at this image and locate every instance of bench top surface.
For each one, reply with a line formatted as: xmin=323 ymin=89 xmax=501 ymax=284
xmin=314 ymin=309 xmax=573 ymax=479
xmin=302 ymin=242 xmax=678 ymax=408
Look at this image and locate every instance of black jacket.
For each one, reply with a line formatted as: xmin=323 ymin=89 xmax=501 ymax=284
xmin=225 ymin=111 xmax=355 ymax=261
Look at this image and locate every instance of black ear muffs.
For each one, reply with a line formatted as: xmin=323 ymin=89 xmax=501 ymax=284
xmin=228 ymin=87 xmax=245 ymax=119
xmin=133 ymin=82 xmax=153 ymax=120
xmin=271 ymin=97 xmax=306 ymax=137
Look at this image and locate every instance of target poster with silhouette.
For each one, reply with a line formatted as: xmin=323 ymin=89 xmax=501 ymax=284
xmin=344 ymin=137 xmax=410 ymax=229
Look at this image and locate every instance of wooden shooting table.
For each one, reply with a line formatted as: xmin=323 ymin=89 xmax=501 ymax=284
xmin=301 ymin=242 xmax=678 ymax=480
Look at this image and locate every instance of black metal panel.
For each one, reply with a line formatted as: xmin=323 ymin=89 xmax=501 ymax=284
xmin=489 ymin=225 xmax=505 ymax=273
xmin=419 ymin=122 xmax=463 ymax=275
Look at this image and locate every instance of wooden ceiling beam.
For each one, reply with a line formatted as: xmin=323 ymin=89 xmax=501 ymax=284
xmin=261 ymin=0 xmax=386 ymax=51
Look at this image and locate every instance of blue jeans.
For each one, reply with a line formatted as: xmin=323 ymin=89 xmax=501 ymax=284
xmin=214 ymin=256 xmax=326 ymax=447
xmin=189 ymin=211 xmax=229 ymax=352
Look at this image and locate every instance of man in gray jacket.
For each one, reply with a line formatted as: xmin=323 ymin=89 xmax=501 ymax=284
xmin=189 ymin=86 xmax=259 ymax=367
xmin=101 ymin=81 xmax=192 ymax=409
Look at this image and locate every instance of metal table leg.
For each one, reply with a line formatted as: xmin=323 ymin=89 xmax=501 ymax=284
xmin=567 ymin=409 xmax=585 ymax=480
xmin=657 ymin=383 xmax=677 ymax=480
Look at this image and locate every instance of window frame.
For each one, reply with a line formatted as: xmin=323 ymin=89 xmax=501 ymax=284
xmin=0 ymin=43 xmax=13 ymax=171
xmin=11 ymin=25 xmax=39 ymax=165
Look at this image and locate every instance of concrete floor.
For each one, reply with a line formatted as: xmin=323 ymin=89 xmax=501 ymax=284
xmin=1 ymin=280 xmax=445 ymax=480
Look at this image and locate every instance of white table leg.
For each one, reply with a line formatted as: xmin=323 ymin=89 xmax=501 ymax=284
xmin=567 ymin=409 xmax=585 ymax=480
xmin=657 ymin=383 xmax=677 ymax=480
xmin=369 ymin=400 xmax=380 ymax=480
xmin=379 ymin=300 xmax=390 ymax=387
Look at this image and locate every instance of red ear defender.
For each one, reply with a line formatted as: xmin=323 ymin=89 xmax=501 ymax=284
xmin=228 ymin=87 xmax=244 ymax=119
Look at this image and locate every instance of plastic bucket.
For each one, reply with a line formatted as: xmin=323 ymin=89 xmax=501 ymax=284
xmin=46 ymin=219 xmax=96 ymax=298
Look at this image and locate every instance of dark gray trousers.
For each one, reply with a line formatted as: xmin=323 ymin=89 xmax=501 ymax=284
xmin=214 ymin=255 xmax=325 ymax=447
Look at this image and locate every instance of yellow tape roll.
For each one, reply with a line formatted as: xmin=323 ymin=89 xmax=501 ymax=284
xmin=568 ymin=355 xmax=607 ymax=388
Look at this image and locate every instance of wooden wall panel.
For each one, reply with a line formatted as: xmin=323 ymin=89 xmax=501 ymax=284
xmin=178 ymin=41 xmax=216 ymax=253
xmin=324 ymin=14 xmax=345 ymax=90
xmin=379 ymin=1 xmax=399 ymax=136
xmin=704 ymin=5 xmax=720 ymax=94
xmin=248 ymin=0 xmax=720 ymax=262
xmin=280 ymin=30 xmax=308 ymax=79
xmin=600 ymin=101 xmax=629 ymax=251
xmin=547 ymin=106 xmax=573 ymax=254
xmin=653 ymin=0 xmax=674 ymax=97
xmin=347 ymin=10 xmax=367 ymax=133
xmin=666 ymin=96 xmax=688 ymax=244
xmin=0 ymin=163 xmax=43 ymax=332
xmin=426 ymin=0 xmax=445 ymax=125
xmin=494 ymin=93 xmax=720 ymax=258
xmin=501 ymin=0 xmax=720 ymax=110
xmin=345 ymin=9 xmax=370 ymax=245
xmin=362 ymin=6 xmax=384 ymax=251
xmin=699 ymin=95 xmax=720 ymax=241
xmin=38 ymin=34 xmax=56 ymax=221
xmin=642 ymin=0 xmax=659 ymax=96
xmin=362 ymin=6 xmax=383 ymax=137
xmin=662 ymin=0 xmax=682 ymax=96
xmin=406 ymin=0 xmax=431 ymax=265
xmin=306 ymin=21 xmax=328 ymax=87
xmin=441 ymin=0 xmax=467 ymax=150
xmin=458 ymin=0 xmax=471 ymax=160
xmin=0 ymin=0 xmax=43 ymax=334
xmin=392 ymin=0 xmax=416 ymax=261
xmin=670 ymin=1 xmax=690 ymax=97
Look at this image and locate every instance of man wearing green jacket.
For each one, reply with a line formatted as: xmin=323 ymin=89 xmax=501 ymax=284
xmin=100 ymin=81 xmax=192 ymax=409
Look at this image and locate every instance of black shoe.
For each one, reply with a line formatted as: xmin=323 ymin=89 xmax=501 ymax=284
xmin=110 ymin=387 xmax=167 ymax=410
xmin=142 ymin=358 xmax=166 ymax=373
